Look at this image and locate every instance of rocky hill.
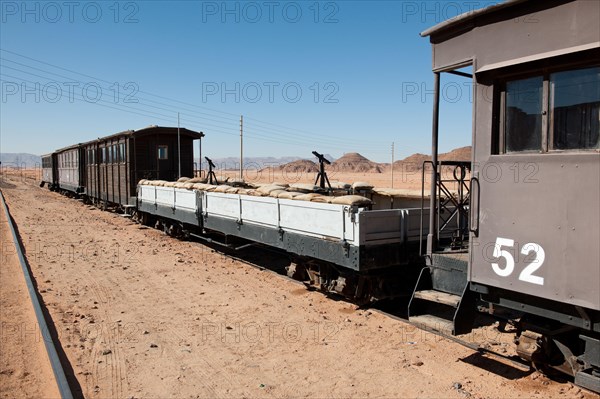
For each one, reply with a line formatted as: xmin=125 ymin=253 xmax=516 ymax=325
xmin=390 ymin=146 xmax=472 ymax=171
xmin=268 ymin=159 xmax=319 ymax=173
xmin=331 ymin=152 xmax=383 ymax=173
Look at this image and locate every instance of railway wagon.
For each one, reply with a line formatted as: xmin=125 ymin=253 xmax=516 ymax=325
xmin=55 ymin=144 xmax=85 ymax=194
xmin=82 ymin=126 xmax=204 ymax=208
xmin=410 ymin=0 xmax=599 ymax=391
xmin=40 ymin=153 xmax=57 ymax=189
xmin=135 ymin=180 xmax=456 ymax=302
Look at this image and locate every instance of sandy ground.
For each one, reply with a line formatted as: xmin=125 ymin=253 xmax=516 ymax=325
xmin=0 ymin=170 xmax=596 ymax=399
xmin=0 ymin=183 xmax=60 ymax=397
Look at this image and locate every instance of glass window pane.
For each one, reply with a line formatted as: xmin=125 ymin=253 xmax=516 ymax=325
xmin=505 ymin=76 xmax=543 ymax=152
xmin=551 ymin=67 xmax=600 ymax=150
xmin=158 ymin=146 xmax=168 ymax=160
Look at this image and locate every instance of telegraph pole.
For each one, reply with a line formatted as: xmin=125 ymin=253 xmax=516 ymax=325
xmin=198 ymin=132 xmax=203 ymax=177
xmin=391 ymin=142 xmax=395 ymax=188
xmin=177 ymin=112 xmax=181 ymax=179
xmin=240 ymin=115 xmax=243 ymax=179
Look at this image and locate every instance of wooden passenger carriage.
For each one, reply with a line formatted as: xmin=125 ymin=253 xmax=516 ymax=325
xmin=81 ymin=126 xmax=204 ymax=207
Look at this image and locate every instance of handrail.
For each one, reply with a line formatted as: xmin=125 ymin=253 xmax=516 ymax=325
xmin=469 ymin=177 xmax=480 ymax=237
xmin=419 ymin=160 xmax=472 ymax=252
xmin=419 ymin=160 xmax=435 ymax=256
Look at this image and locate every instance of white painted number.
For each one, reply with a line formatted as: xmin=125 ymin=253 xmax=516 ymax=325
xmin=491 ymin=237 xmax=515 ymax=277
xmin=519 ymin=243 xmax=545 ymax=285
xmin=491 ymin=238 xmax=545 ymax=285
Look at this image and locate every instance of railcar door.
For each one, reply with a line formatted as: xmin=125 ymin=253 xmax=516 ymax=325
xmin=156 ymin=144 xmax=171 ymax=181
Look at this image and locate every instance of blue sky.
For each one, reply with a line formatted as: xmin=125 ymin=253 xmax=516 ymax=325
xmin=0 ymin=1 xmax=498 ymax=161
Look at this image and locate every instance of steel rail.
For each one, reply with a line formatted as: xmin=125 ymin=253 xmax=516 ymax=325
xmin=0 ymin=190 xmax=74 ymax=399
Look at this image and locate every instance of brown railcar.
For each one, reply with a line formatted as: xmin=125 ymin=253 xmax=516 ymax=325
xmin=40 ymin=153 xmax=57 ymax=189
xmin=55 ymin=144 xmax=85 ymax=194
xmin=82 ymin=125 xmax=203 ymax=208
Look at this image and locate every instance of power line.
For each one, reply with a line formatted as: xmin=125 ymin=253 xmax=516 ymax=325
xmin=0 ymin=49 xmax=417 ymax=157
xmin=0 ymin=49 xmax=394 ymax=149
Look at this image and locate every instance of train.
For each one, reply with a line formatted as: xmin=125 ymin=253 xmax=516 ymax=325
xmin=38 ymin=0 xmax=599 ymax=393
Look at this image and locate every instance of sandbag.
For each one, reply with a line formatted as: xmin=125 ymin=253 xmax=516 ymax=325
xmin=310 ymin=195 xmax=333 ymax=203
xmin=258 ymin=185 xmax=286 ymax=195
xmin=277 ymin=191 xmax=303 ymax=199
xmin=331 ymin=195 xmax=372 ymax=206
xmin=183 ymin=182 xmax=195 ymax=189
xmin=188 ymin=177 xmax=207 ymax=183
xmin=352 ymin=181 xmax=374 ymax=190
xmin=293 ymin=193 xmax=322 ymax=201
xmin=214 ymin=185 xmax=232 ymax=193
xmin=192 ymin=183 xmax=210 ymax=190
xmin=269 ymin=189 xmax=287 ymax=198
xmin=247 ymin=189 xmax=267 ymax=197
xmin=177 ymin=177 xmax=191 ymax=182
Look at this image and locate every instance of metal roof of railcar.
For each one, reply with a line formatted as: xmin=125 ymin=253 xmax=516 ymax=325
xmin=421 ymin=0 xmax=542 ymax=38
xmin=54 ymin=143 xmax=84 ymax=153
xmin=79 ymin=125 xmax=205 ymax=147
xmin=54 ymin=126 xmax=204 ymax=152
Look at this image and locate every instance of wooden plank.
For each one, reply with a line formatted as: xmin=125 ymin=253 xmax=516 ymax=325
xmin=414 ymin=289 xmax=461 ymax=307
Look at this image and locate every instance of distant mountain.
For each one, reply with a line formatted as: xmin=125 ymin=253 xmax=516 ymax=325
xmin=389 ymin=146 xmax=472 ymax=171
xmin=200 ymin=154 xmax=335 ymax=170
xmin=332 ymin=152 xmax=383 ymax=173
xmin=268 ymin=159 xmax=319 ymax=173
xmin=0 ymin=153 xmax=42 ymax=168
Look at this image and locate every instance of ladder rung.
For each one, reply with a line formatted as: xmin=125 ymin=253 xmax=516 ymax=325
xmin=413 ymin=289 xmax=461 ymax=307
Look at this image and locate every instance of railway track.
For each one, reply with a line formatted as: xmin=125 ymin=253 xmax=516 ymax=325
xmin=0 ymin=190 xmax=74 ymax=399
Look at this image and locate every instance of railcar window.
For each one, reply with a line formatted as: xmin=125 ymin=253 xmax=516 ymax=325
xmin=119 ymin=143 xmax=125 ymax=163
xmin=550 ymin=67 xmax=600 ymax=150
xmin=505 ymin=77 xmax=543 ymax=153
xmin=500 ymin=66 xmax=600 ymax=153
xmin=158 ymin=145 xmax=168 ymax=160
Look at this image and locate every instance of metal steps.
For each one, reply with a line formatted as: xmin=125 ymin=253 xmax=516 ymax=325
xmin=413 ymin=289 xmax=461 ymax=307
xmin=408 ymin=251 xmax=476 ymax=336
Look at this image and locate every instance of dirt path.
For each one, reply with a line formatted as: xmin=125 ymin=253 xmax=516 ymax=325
xmin=0 ymin=173 xmax=595 ymax=399
xmin=0 ymin=187 xmax=60 ymax=398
